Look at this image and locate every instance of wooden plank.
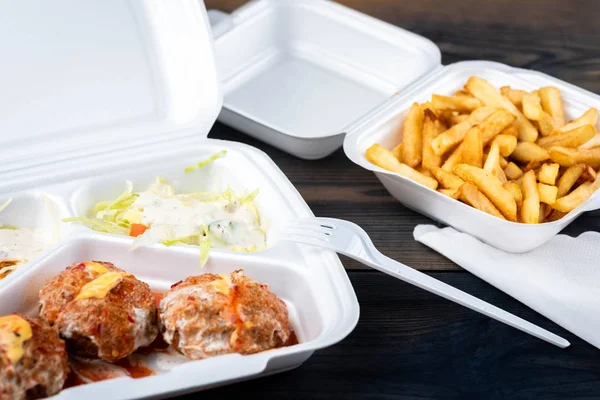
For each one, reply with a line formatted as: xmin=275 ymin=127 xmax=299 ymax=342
xmin=196 ymin=271 xmax=600 ymax=399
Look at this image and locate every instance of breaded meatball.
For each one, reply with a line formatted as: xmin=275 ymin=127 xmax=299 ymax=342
xmin=39 ymin=261 xmax=158 ymax=362
xmin=0 ymin=313 xmax=69 ymax=400
xmin=158 ymin=270 xmax=291 ymax=360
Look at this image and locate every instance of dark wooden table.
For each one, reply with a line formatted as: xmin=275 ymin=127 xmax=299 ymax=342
xmin=188 ymin=1 xmax=600 ymax=398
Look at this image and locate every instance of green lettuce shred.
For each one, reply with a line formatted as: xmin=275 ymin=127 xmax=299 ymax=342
xmin=0 ymin=198 xmax=12 ymax=215
xmin=62 ymin=217 xmax=128 ymax=235
xmin=185 ymin=150 xmax=227 ymax=173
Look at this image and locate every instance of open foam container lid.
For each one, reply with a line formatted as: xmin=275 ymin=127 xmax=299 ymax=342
xmin=0 ymin=0 xmax=221 ymax=175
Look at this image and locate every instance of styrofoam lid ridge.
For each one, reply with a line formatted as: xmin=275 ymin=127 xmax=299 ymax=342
xmin=0 ymin=0 xmax=221 ymax=172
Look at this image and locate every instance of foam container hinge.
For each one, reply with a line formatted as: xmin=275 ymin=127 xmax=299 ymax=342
xmin=344 ymin=60 xmax=600 ymax=253
xmin=0 ymin=138 xmax=359 ymax=399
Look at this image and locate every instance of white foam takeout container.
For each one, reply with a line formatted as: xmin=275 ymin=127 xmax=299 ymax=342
xmin=208 ymin=0 xmax=440 ymax=159
xmin=0 ymin=1 xmax=358 ymax=398
xmin=344 ymin=60 xmax=600 ymax=253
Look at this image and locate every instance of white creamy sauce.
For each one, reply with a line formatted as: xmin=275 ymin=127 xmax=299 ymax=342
xmin=132 ymin=190 xmax=265 ymax=250
xmin=0 ymin=227 xmax=49 ymax=264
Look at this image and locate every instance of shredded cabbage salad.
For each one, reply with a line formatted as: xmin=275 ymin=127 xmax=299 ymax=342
xmin=64 ymin=151 xmax=266 ymax=267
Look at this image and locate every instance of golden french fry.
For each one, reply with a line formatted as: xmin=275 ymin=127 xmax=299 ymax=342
xmin=500 ymin=124 xmax=519 ymax=138
xmin=504 ymin=162 xmax=523 ymax=180
xmin=539 ymin=87 xmax=565 ymax=127
xmin=503 ymin=181 xmax=523 ymax=208
xmin=462 ymin=126 xmax=483 ymax=168
xmin=441 ymin=142 xmax=464 ymax=172
xmin=548 ymin=146 xmax=600 ymax=168
xmin=483 ymin=142 xmax=507 ymax=182
xmin=479 ymin=110 xmax=517 ymax=146
xmin=439 ymin=188 xmax=461 ymax=200
xmin=402 ymin=103 xmax=424 ymax=167
xmin=454 ymin=164 xmax=517 ymax=221
xmin=431 ymin=107 xmax=495 ymax=156
xmin=558 ymin=108 xmax=598 ymax=133
xmin=431 ymin=167 xmax=464 ymax=190
xmin=421 ymin=109 xmax=442 ymax=171
xmin=538 ymin=204 xmax=548 ymax=223
xmin=466 ymin=77 xmax=538 ymax=142
xmin=500 ymin=86 xmax=526 ymax=109
xmin=499 ymin=156 xmax=508 ymax=168
xmin=537 ymin=183 xmax=558 ymax=205
xmin=366 ymin=144 xmax=439 ymax=190
xmin=511 ymin=142 xmax=550 ymax=163
xmin=580 ymin=133 xmax=600 ymax=149
xmin=537 ymin=163 xmax=560 ymax=185
xmin=556 ymin=164 xmax=586 ymax=198
xmin=432 ymin=94 xmax=482 ymax=112
xmin=454 ymin=89 xmax=471 ymax=97
xmin=537 ymin=124 xmax=595 ymax=149
xmin=459 ymin=182 xmax=506 ymax=220
xmin=521 ymin=170 xmax=540 ymax=223
xmin=448 ymin=114 xmax=469 ymax=126
xmin=552 ymin=182 xmax=594 ymax=212
xmin=522 ymin=92 xmax=556 ymax=136
xmin=392 ymin=143 xmax=403 ymax=162
xmin=492 ymin=134 xmax=518 ymax=157
xmin=547 ymin=209 xmax=567 ymax=222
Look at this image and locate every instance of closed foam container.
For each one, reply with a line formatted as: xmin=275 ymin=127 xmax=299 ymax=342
xmin=0 ymin=1 xmax=358 ymax=398
xmin=344 ymin=59 xmax=600 ymax=253
xmin=208 ymin=0 xmax=440 ymax=159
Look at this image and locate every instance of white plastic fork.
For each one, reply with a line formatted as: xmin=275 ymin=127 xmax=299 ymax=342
xmin=283 ymin=217 xmax=570 ymax=348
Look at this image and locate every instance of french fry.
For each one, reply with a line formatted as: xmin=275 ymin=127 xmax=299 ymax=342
xmin=500 ymin=86 xmax=526 ymax=109
xmin=431 ymin=167 xmax=464 ymax=190
xmin=439 ymin=188 xmax=461 ymax=200
xmin=521 ymin=170 xmax=540 ymax=223
xmin=511 ymin=142 xmax=550 ymax=163
xmin=522 ymin=92 xmax=556 ymax=136
xmin=479 ymin=110 xmax=517 ymax=146
xmin=558 ymin=108 xmax=598 ymax=133
xmin=483 ymin=142 xmax=507 ymax=182
xmin=441 ymin=142 xmax=464 ymax=172
xmin=503 ymin=181 xmax=523 ymax=208
xmin=539 ymin=87 xmax=565 ymax=127
xmin=537 ymin=183 xmax=558 ymax=205
xmin=547 ymin=209 xmax=567 ymax=222
xmin=466 ymin=77 xmax=538 ymax=142
xmin=454 ymin=89 xmax=471 ymax=97
xmin=431 ymin=107 xmax=495 ymax=156
xmin=580 ymin=133 xmax=600 ymax=149
xmin=500 ymin=124 xmax=519 ymax=138
xmin=448 ymin=114 xmax=469 ymax=126
xmin=459 ymin=182 xmax=506 ymax=220
xmin=432 ymin=94 xmax=482 ymax=112
xmin=366 ymin=144 xmax=439 ymax=190
xmin=504 ymin=162 xmax=523 ymax=180
xmin=454 ymin=164 xmax=517 ymax=221
xmin=402 ymin=103 xmax=424 ymax=167
xmin=537 ymin=163 xmax=560 ymax=185
xmin=552 ymin=182 xmax=594 ymax=212
xmin=422 ymin=109 xmax=442 ymax=171
xmin=392 ymin=143 xmax=403 ymax=162
xmin=556 ymin=164 xmax=586 ymax=198
xmin=548 ymin=146 xmax=600 ymax=168
xmin=461 ymin=126 xmax=483 ymax=168
xmin=499 ymin=156 xmax=508 ymax=168
xmin=492 ymin=134 xmax=518 ymax=157
xmin=537 ymin=124 xmax=595 ymax=149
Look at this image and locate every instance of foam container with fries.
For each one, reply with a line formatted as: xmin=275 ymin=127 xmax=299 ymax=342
xmin=345 ymin=61 xmax=600 ymax=252
xmin=0 ymin=1 xmax=358 ymax=399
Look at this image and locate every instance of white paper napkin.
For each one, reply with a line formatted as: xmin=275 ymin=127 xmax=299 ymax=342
xmin=414 ymin=224 xmax=600 ymax=349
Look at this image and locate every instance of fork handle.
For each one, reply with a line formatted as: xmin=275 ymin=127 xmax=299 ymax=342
xmin=358 ymin=251 xmax=570 ymax=348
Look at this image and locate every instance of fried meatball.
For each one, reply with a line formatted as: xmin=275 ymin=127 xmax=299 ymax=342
xmin=0 ymin=313 xmax=69 ymax=400
xmin=158 ymin=270 xmax=291 ymax=360
xmin=39 ymin=261 xmax=158 ymax=362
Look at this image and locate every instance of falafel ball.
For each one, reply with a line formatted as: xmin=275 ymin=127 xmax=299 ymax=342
xmin=0 ymin=313 xmax=69 ymax=400
xmin=158 ymin=270 xmax=291 ymax=360
xmin=39 ymin=261 xmax=158 ymax=362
